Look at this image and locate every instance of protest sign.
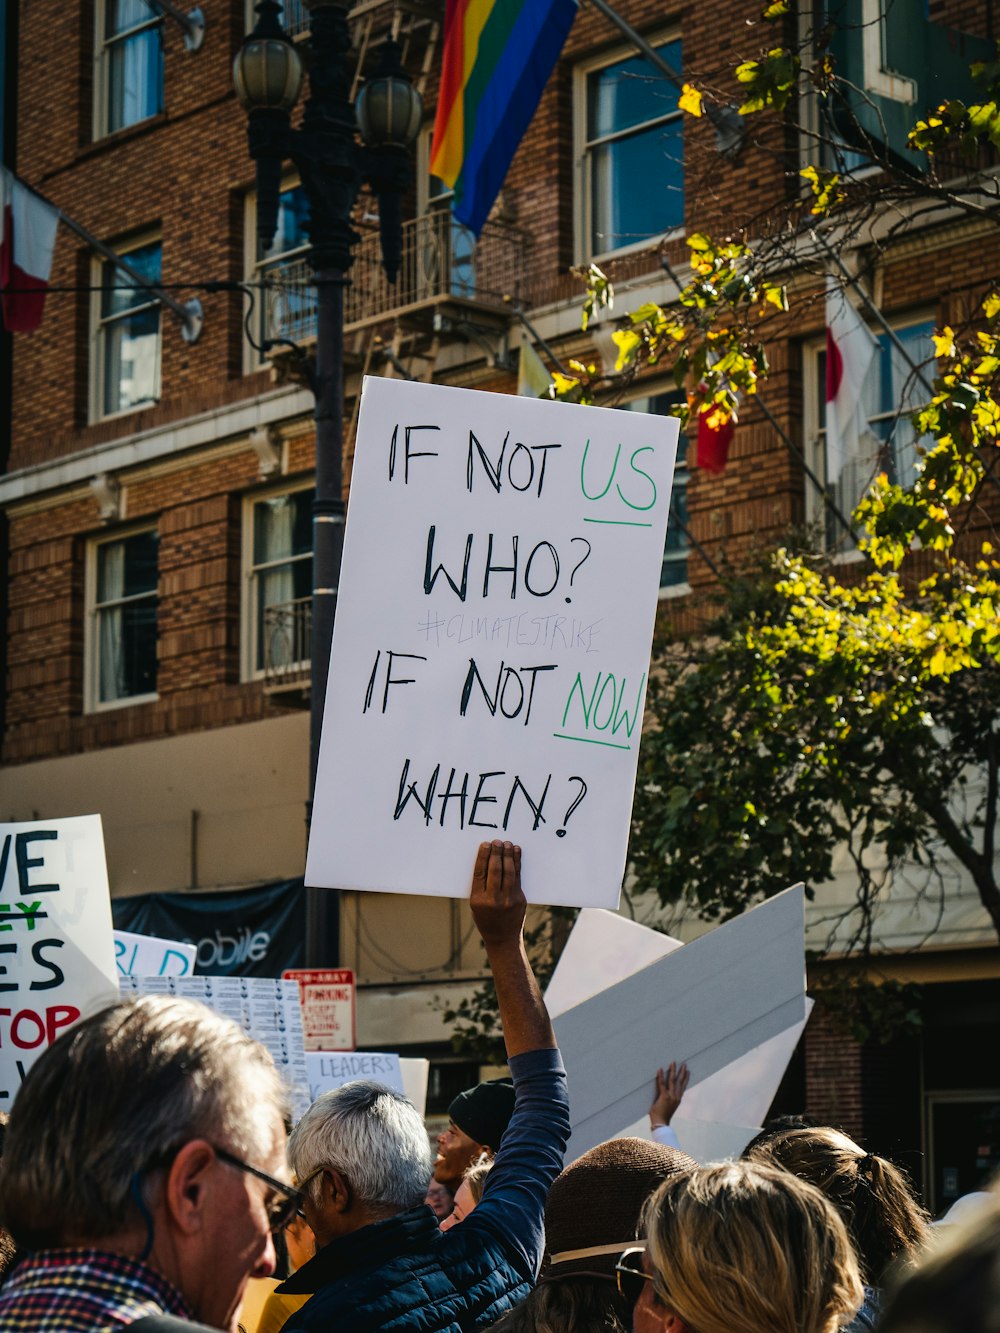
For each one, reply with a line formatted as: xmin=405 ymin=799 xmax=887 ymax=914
xmin=554 ymin=886 xmax=806 ymax=1159
xmin=400 ymin=1056 xmax=430 ymax=1119
xmin=306 ymin=377 xmax=678 ymax=909
xmin=114 ymin=929 xmax=196 ymax=978
xmin=283 ymin=967 xmax=356 ymax=1051
xmin=545 ymin=908 xmax=682 ymax=1016
xmin=546 ymin=908 xmax=812 ymax=1131
xmin=306 ymin=1051 xmax=404 ymax=1100
xmin=0 ymin=815 xmax=118 ymax=1111
xmin=122 ymin=973 xmax=311 ymax=1121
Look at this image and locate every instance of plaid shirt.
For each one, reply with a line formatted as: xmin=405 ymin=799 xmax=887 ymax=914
xmin=0 ymin=1247 xmax=193 ymax=1331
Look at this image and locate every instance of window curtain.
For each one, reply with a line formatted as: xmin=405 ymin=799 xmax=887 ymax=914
xmin=98 ymin=542 xmax=126 ymax=702
xmin=256 ymin=498 xmax=297 ymax=669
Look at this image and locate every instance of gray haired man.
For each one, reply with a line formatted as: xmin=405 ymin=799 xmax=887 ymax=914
xmin=277 ymin=840 xmax=571 ymax=1333
xmin=0 ymin=995 xmax=297 ymax=1331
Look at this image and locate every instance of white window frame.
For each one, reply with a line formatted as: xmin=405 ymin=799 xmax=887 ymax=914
xmin=802 ymin=308 xmax=936 ymax=556
xmin=243 ymin=181 xmax=314 ymax=373
xmin=620 ymin=386 xmax=691 ymax=598
xmin=242 ymin=480 xmax=315 ymax=681
xmin=85 ymin=524 xmax=160 ymax=713
xmin=93 ymin=0 xmax=164 ymax=140
xmin=573 ymin=30 xmax=684 ymax=265
xmin=89 ymin=231 xmax=163 ymax=424
xmin=861 ymin=0 xmax=917 ymax=104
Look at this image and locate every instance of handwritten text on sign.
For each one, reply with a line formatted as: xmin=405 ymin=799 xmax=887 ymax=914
xmin=306 ymin=378 xmax=678 ymax=909
xmin=0 ymin=816 xmax=119 ymax=1110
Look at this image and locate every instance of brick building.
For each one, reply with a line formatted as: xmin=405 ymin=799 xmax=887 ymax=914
xmin=1 ymin=0 xmax=998 ymax=1202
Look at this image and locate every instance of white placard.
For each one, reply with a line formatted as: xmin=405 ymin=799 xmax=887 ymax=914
xmin=545 ymin=909 xmax=683 ymax=1017
xmin=676 ymin=1000 xmax=814 ymax=1129
xmin=121 ymin=974 xmax=311 ymax=1122
xmin=546 ymin=909 xmax=812 ymax=1131
xmin=400 ymin=1056 xmax=430 ymax=1119
xmin=114 ymin=929 xmax=197 ymax=978
xmin=554 ymin=886 xmax=806 ymax=1159
xmin=0 ymin=816 xmax=119 ymax=1111
xmin=306 ymin=377 xmax=678 ymax=909
xmin=306 ymin=1051 xmax=405 ymax=1100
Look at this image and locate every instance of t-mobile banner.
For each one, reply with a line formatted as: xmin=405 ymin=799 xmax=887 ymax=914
xmin=111 ymin=879 xmax=306 ymax=977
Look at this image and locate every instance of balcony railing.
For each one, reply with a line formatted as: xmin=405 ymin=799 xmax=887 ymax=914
xmin=262 ymin=597 xmax=312 ymax=692
xmin=257 ymin=212 xmax=527 ymax=348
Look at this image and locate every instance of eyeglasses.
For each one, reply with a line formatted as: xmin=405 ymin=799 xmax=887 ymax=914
xmin=213 ymin=1145 xmax=305 ymax=1233
xmin=615 ymin=1247 xmax=654 ymax=1306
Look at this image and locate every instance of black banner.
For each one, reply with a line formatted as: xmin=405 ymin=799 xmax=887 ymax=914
xmin=112 ymin=879 xmax=306 ymax=977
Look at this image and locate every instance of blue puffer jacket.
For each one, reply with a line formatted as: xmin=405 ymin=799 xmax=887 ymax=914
xmin=278 ymin=1048 xmax=569 ymax=1333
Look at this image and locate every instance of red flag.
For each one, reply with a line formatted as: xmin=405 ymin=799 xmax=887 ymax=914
xmin=0 ymin=167 xmax=60 ymax=333
xmin=696 ymin=407 xmax=735 ymax=473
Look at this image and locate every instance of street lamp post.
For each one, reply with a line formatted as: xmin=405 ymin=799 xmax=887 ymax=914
xmin=235 ymin=0 xmax=422 ymax=966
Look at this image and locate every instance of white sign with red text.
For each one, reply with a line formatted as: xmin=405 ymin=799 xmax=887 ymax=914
xmin=284 ymin=967 xmax=356 ymax=1051
xmin=0 ymin=815 xmax=118 ymax=1111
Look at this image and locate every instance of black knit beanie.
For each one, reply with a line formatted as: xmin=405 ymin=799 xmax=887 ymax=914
xmin=447 ymin=1078 xmax=515 ymax=1151
xmin=542 ymin=1137 xmax=697 ymax=1281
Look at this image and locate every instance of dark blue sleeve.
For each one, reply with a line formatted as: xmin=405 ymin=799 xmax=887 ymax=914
xmin=454 ymin=1047 xmax=570 ymax=1279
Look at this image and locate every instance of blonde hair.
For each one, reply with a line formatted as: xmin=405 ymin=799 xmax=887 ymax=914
xmin=643 ymin=1160 xmax=864 ymax=1333
xmin=462 ymin=1154 xmax=494 ymax=1205
xmin=748 ymin=1126 xmax=931 ymax=1284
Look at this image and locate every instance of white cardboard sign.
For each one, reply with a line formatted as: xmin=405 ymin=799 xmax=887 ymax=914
xmin=114 ymin=929 xmax=197 ymax=978
xmin=306 ymin=377 xmax=678 ymax=909
xmin=554 ymin=886 xmax=806 ymax=1159
xmin=546 ymin=908 xmax=812 ymax=1131
xmin=0 ymin=816 xmax=119 ymax=1111
xmin=306 ymin=1050 xmax=405 ymax=1100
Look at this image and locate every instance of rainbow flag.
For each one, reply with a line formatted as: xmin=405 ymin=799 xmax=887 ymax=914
xmin=430 ymin=0 xmax=578 ymax=237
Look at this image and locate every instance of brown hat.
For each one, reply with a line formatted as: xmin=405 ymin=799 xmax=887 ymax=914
xmin=542 ymin=1137 xmax=696 ymax=1282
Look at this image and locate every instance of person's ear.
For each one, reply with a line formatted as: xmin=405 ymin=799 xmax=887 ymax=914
xmin=162 ymin=1139 xmax=217 ymax=1237
xmin=660 ymin=1313 xmax=690 ymax=1333
xmin=323 ymin=1167 xmax=353 ymax=1214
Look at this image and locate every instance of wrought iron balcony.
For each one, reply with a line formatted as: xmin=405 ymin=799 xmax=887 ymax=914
xmin=262 ymin=596 xmax=312 ymax=695
xmin=256 ymin=211 xmax=527 ymax=348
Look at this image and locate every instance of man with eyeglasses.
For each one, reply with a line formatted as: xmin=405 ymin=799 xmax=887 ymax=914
xmin=276 ymin=840 xmax=571 ymax=1333
xmin=0 ymin=994 xmax=295 ymax=1331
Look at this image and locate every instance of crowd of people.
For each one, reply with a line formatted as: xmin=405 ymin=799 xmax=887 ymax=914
xmin=0 ymin=839 xmax=996 ymax=1333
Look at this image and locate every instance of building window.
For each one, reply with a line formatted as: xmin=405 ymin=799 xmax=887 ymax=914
xmin=87 ymin=528 xmax=159 ymax=709
xmin=246 ymin=184 xmax=315 ymax=367
xmin=96 ymin=0 xmax=164 ymax=138
xmin=93 ymin=237 xmax=162 ymax=420
xmin=809 ymin=315 xmax=935 ymax=550
xmin=417 ymin=126 xmax=478 ymax=299
xmin=622 ymin=390 xmax=690 ymax=592
xmin=245 ymin=486 xmax=315 ymax=678
xmin=576 ymin=37 xmax=683 ymax=260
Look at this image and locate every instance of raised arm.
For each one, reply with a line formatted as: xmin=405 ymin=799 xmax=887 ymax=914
xmin=470 ymin=840 xmax=555 ymax=1058
xmin=460 ymin=842 xmax=569 ymax=1280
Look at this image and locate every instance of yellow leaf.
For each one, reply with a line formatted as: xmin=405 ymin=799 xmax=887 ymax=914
xmin=679 ymin=83 xmax=704 ymax=117
xmin=932 ymin=328 xmax=956 ymax=358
